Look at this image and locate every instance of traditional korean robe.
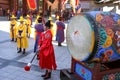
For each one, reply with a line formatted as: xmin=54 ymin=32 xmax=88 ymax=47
xmin=56 ymin=21 xmax=65 ymax=43
xmin=17 ymin=24 xmax=28 ymax=49
xmin=38 ymin=30 xmax=57 ymax=70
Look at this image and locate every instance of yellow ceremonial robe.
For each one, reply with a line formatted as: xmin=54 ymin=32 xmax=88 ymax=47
xmin=10 ymin=20 xmax=17 ymax=38
xmin=17 ymin=24 xmax=28 ymax=48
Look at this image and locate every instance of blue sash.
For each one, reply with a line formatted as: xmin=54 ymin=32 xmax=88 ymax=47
xmin=18 ymin=30 xmax=23 ymax=36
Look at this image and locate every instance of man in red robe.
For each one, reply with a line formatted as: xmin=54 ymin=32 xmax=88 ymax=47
xmin=38 ymin=21 xmax=57 ymax=79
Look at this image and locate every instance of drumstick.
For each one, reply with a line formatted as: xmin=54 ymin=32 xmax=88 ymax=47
xmin=24 ymin=51 xmax=39 ymax=71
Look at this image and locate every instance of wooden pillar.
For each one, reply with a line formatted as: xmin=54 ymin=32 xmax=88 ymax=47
xmin=22 ymin=0 xmax=28 ymax=16
xmin=37 ymin=0 xmax=39 ymax=11
xmin=12 ymin=0 xmax=17 ymax=15
xmin=13 ymin=0 xmax=16 ymax=10
xmin=8 ymin=0 xmax=11 ymax=10
xmin=58 ymin=0 xmax=61 ymax=11
xmin=42 ymin=0 xmax=45 ymax=16
xmin=22 ymin=0 xmax=26 ymax=11
xmin=43 ymin=0 xmax=47 ymax=16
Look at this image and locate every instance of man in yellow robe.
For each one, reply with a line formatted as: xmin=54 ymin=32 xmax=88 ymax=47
xmin=17 ymin=16 xmax=28 ymax=54
xmin=10 ymin=15 xmax=17 ymax=42
xmin=25 ymin=15 xmax=31 ymax=38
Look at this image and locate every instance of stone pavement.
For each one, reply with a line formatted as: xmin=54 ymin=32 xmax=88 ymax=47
xmin=0 ymin=19 xmax=71 ymax=80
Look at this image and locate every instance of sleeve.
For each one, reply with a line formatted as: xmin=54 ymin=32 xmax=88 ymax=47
xmin=13 ymin=21 xmax=17 ymax=29
xmin=28 ymin=19 xmax=31 ymax=26
xmin=21 ymin=25 xmax=27 ymax=37
xmin=38 ymin=33 xmax=43 ymax=46
xmin=25 ymin=20 xmax=28 ymax=25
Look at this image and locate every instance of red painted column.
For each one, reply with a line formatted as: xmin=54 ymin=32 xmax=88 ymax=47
xmin=22 ymin=0 xmax=28 ymax=16
xmin=58 ymin=0 xmax=61 ymax=11
xmin=42 ymin=0 xmax=45 ymax=16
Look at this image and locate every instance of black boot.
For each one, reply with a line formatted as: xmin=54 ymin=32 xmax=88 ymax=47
xmin=23 ymin=49 xmax=26 ymax=54
xmin=17 ymin=48 xmax=22 ymax=53
xmin=44 ymin=71 xmax=51 ymax=79
xmin=58 ymin=42 xmax=62 ymax=46
xmin=41 ymin=70 xmax=48 ymax=77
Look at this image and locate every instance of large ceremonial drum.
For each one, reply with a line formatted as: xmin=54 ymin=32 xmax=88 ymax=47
xmin=66 ymin=11 xmax=120 ymax=63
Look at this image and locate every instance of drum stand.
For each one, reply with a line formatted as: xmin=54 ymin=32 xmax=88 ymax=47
xmin=71 ymin=58 xmax=120 ymax=80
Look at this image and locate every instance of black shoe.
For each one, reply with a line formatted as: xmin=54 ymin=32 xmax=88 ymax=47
xmin=23 ymin=51 xmax=26 ymax=54
xmin=17 ymin=48 xmax=22 ymax=53
xmin=23 ymin=49 xmax=26 ymax=54
xmin=41 ymin=70 xmax=48 ymax=77
xmin=44 ymin=72 xmax=51 ymax=79
xmin=58 ymin=43 xmax=62 ymax=46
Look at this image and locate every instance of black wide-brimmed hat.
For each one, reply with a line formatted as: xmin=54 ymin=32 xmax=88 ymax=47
xmin=38 ymin=17 xmax=42 ymax=21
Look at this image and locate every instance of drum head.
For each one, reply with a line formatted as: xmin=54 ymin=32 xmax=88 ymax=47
xmin=66 ymin=15 xmax=95 ymax=61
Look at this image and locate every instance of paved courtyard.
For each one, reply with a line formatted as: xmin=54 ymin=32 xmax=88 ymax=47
xmin=0 ymin=17 xmax=71 ymax=80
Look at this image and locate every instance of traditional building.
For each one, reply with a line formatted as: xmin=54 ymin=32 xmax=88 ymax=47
xmin=95 ymin=0 xmax=120 ymax=14
xmin=1 ymin=0 xmax=119 ymax=16
xmin=0 ymin=0 xmax=40 ymax=16
xmin=0 ymin=0 xmax=9 ymax=16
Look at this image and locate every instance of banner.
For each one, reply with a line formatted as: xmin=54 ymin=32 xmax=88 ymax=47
xmin=27 ymin=0 xmax=37 ymax=10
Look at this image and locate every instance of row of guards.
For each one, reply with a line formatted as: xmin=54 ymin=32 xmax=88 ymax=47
xmin=9 ymin=13 xmax=65 ymax=79
xmin=10 ymin=14 xmax=65 ymax=53
xmin=10 ymin=15 xmax=32 ymax=54
xmin=10 ymin=14 xmax=46 ymax=54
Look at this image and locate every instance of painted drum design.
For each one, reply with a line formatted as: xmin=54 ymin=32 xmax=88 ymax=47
xmin=66 ymin=11 xmax=120 ymax=63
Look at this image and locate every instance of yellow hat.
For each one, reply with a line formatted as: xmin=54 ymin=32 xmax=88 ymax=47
xmin=37 ymin=15 xmax=41 ymax=19
xmin=48 ymin=17 xmax=52 ymax=20
xmin=19 ymin=16 xmax=24 ymax=21
xmin=11 ymin=15 xmax=16 ymax=19
xmin=56 ymin=16 xmax=59 ymax=20
xmin=26 ymin=15 xmax=30 ymax=18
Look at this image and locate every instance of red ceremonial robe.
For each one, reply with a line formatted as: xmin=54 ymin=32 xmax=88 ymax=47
xmin=38 ymin=30 xmax=57 ymax=70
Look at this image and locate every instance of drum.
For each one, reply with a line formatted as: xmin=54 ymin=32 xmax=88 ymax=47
xmin=66 ymin=11 xmax=120 ymax=63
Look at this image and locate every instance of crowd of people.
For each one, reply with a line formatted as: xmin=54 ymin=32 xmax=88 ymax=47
xmin=6 ymin=9 xmax=38 ymax=21
xmin=9 ymin=13 xmax=65 ymax=79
